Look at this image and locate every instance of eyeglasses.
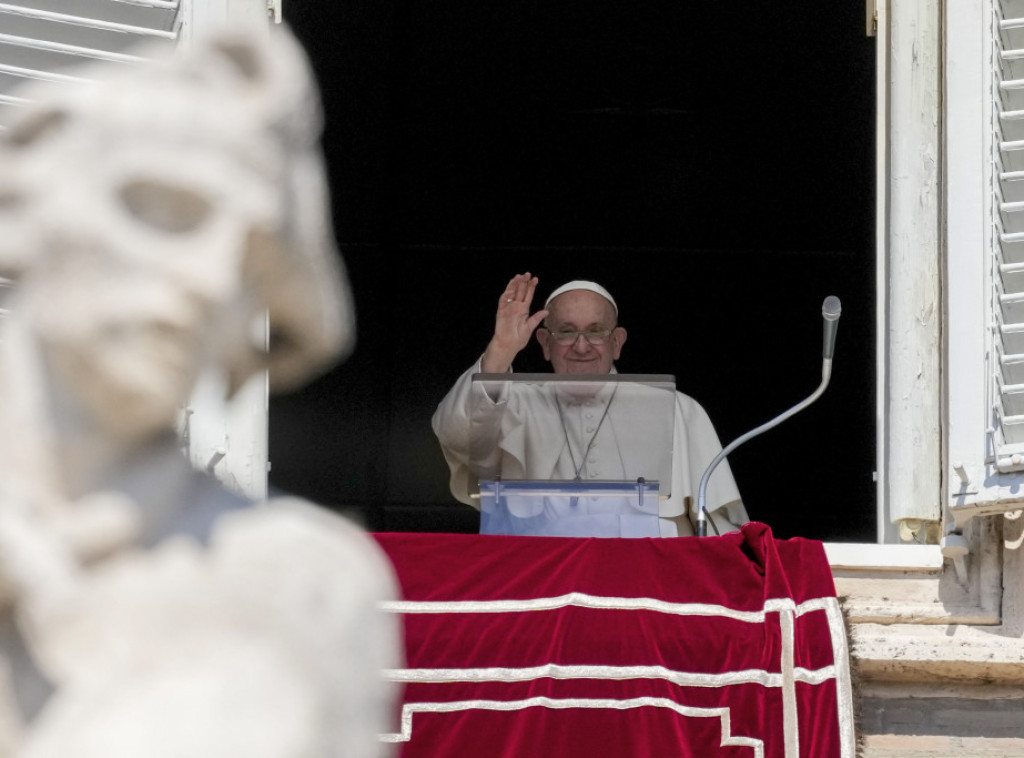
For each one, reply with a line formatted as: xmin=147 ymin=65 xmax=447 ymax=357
xmin=543 ymin=328 xmax=614 ymax=345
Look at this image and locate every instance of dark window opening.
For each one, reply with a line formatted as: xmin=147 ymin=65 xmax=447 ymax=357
xmin=271 ymin=2 xmax=877 ymax=542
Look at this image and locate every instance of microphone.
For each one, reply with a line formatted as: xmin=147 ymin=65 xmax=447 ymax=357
xmin=695 ymin=296 xmax=842 ymax=537
xmin=822 ymin=295 xmax=841 ymax=360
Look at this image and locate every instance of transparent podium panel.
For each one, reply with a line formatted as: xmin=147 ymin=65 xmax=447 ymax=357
xmin=479 ymin=480 xmax=662 ymax=537
xmin=469 ymin=373 xmax=676 ymax=537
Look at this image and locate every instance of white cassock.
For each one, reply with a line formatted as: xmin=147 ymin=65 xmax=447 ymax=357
xmin=432 ymin=359 xmax=749 ymax=537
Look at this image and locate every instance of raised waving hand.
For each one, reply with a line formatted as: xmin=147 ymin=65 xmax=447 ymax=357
xmin=481 ymin=273 xmax=549 ymax=373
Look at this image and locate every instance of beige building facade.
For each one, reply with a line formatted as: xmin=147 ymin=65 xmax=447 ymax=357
xmin=841 ymin=0 xmax=1024 ymax=753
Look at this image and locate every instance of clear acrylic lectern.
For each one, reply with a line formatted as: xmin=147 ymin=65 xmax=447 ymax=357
xmin=468 ymin=373 xmax=676 ymax=537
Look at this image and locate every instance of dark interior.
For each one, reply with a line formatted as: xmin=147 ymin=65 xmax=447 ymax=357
xmin=270 ymin=2 xmax=877 ymax=542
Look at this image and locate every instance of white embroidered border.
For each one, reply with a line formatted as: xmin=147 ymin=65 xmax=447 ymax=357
xmin=381 ymin=593 xmax=853 ymax=758
xmin=381 ymin=592 xmax=834 ymax=621
xmin=383 ymin=662 xmax=838 ymax=689
xmin=378 ymin=696 xmax=764 ymax=758
xmin=780 ymin=608 xmax=799 ymax=758
xmin=823 ymin=597 xmax=857 ymax=757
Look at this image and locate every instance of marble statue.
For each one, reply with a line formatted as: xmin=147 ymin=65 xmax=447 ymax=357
xmin=0 ymin=27 xmax=399 ymax=758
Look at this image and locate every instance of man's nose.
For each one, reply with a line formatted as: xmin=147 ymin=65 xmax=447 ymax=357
xmin=570 ymin=333 xmax=591 ymax=352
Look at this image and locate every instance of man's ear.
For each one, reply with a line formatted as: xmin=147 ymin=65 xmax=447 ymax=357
xmin=536 ymin=327 xmax=552 ymax=361
xmin=611 ymin=326 xmax=627 ymax=360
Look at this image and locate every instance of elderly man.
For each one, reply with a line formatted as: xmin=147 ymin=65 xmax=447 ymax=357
xmin=432 ymin=272 xmax=748 ymax=537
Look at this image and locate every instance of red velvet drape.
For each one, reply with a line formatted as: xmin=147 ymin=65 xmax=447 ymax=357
xmin=373 ymin=523 xmax=854 ymax=758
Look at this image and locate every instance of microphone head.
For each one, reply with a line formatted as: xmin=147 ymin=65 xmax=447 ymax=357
xmin=821 ymin=296 xmax=841 ymax=359
xmin=822 ymin=296 xmax=842 ymax=322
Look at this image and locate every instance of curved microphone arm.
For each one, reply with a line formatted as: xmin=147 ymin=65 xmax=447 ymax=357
xmin=695 ymin=295 xmax=841 ymax=537
xmin=695 ymin=360 xmax=833 ymax=537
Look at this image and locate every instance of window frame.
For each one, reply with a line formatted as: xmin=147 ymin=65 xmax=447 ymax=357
xmin=869 ymin=0 xmax=945 ymax=548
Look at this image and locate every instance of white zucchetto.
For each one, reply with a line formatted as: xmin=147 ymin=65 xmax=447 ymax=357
xmin=544 ymin=280 xmax=618 ymax=315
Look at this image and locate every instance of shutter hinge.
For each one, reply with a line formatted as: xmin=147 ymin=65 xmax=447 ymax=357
xmin=866 ymin=0 xmax=878 ymax=37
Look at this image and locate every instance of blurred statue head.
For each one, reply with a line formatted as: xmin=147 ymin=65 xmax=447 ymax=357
xmin=0 ymin=28 xmax=353 ymax=442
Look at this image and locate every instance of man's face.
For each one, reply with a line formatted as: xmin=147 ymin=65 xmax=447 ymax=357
xmin=536 ymin=290 xmax=626 ymax=374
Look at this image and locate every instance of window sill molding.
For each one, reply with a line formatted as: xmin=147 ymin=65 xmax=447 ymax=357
xmin=828 ymin=516 xmax=1024 ymax=683
xmin=825 ymin=542 xmax=943 ymax=572
xmin=825 ymin=517 xmax=1004 ymax=627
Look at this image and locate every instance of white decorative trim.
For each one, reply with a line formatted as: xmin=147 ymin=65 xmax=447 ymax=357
xmin=825 ymin=596 xmax=858 ymax=757
xmin=780 ymin=609 xmax=799 ymax=758
xmin=381 ymin=592 xmax=837 ymax=622
xmin=379 ymin=697 xmax=764 ymax=757
xmin=383 ymin=662 xmax=840 ymax=689
xmin=382 ymin=593 xmax=854 ymax=757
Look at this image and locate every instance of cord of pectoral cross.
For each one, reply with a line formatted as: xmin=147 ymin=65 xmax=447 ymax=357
xmin=555 ymin=384 xmax=618 ymax=481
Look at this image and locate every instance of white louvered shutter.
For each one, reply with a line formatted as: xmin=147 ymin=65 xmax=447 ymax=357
xmin=993 ymin=1 xmax=1024 ymax=472
xmin=0 ymin=1 xmax=181 ymax=130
